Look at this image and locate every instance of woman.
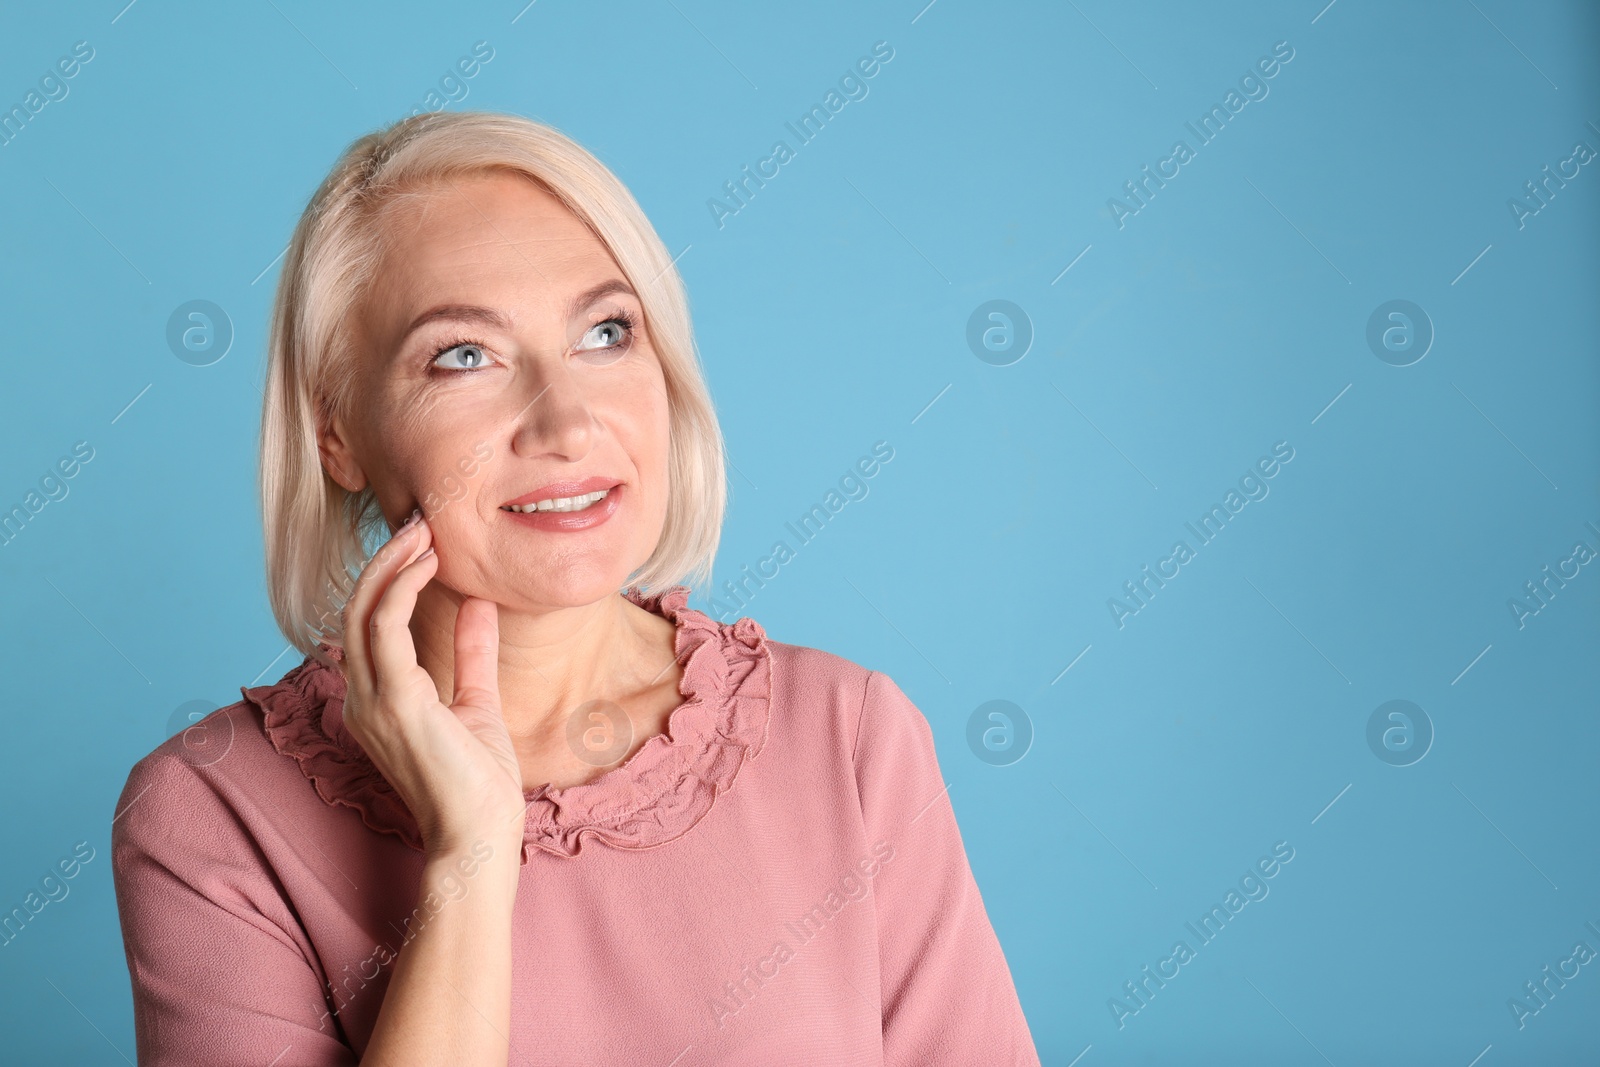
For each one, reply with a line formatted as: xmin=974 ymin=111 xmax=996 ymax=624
xmin=110 ymin=110 xmax=1040 ymax=1065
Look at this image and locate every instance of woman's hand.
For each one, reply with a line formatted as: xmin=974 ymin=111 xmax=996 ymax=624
xmin=336 ymin=509 xmax=528 ymax=859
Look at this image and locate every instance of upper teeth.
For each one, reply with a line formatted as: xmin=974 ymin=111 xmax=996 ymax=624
xmin=504 ymin=488 xmax=610 ymax=513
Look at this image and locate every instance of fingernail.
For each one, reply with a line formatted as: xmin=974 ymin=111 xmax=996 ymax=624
xmin=417 ymin=547 xmax=435 ymax=561
xmin=399 ymin=507 xmax=422 ymax=531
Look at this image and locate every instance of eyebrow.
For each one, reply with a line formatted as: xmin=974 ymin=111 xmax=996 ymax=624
xmin=399 ymin=279 xmax=638 ymax=343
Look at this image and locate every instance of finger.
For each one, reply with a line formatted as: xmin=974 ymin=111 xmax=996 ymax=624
xmin=345 ymin=518 xmax=430 ymax=694
xmin=344 ymin=514 xmax=433 ymax=696
xmin=451 ymin=597 xmax=501 ymax=714
xmin=366 ymin=540 xmax=440 ymax=701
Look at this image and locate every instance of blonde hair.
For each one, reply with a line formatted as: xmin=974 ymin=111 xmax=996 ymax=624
xmin=260 ymin=110 xmax=725 ymax=670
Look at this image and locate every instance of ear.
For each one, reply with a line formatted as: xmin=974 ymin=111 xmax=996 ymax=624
xmin=315 ymin=403 xmax=368 ymax=494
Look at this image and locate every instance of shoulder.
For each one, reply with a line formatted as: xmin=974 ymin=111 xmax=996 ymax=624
xmin=111 ymin=695 xmax=295 ymax=861
xmin=759 ymin=637 xmax=927 ymax=759
xmin=763 ymin=636 xmax=873 ymax=692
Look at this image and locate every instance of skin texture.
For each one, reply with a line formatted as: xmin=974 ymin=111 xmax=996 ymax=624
xmin=315 ymin=170 xmax=685 ymax=794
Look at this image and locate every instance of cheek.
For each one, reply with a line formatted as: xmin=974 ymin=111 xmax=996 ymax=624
xmin=390 ymin=450 xmax=475 ymax=522
xmin=436 ymin=446 xmax=502 ymax=518
xmin=608 ymin=373 xmax=672 ymax=475
xmin=375 ymin=415 xmax=489 ymax=510
xmin=645 ymin=364 xmax=672 ymax=450
xmin=644 ymin=397 xmax=673 ymax=502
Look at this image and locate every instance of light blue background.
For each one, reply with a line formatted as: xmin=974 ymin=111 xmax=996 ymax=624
xmin=2 ymin=1 xmax=1597 ymax=1063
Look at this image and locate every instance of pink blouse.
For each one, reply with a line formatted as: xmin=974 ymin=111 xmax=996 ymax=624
xmin=110 ymin=586 xmax=1041 ymax=1064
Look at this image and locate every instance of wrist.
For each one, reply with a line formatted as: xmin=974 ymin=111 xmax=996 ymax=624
xmin=424 ymin=834 xmax=523 ymax=889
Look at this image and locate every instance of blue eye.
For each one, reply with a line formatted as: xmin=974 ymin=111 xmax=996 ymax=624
xmin=430 ymin=341 xmax=495 ymax=372
xmin=577 ymin=315 xmax=634 ymax=353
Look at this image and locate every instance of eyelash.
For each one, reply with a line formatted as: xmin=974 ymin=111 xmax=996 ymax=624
xmin=423 ymin=307 xmax=638 ymax=376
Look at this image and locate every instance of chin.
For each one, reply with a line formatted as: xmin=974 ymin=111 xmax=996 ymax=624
xmin=492 ymin=558 xmax=645 ymax=609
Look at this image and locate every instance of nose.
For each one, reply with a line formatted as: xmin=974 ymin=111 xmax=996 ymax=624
xmin=508 ymin=365 xmax=599 ymax=463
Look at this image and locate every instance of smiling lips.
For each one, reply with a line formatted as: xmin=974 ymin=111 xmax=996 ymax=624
xmin=503 ymin=488 xmax=611 ymax=514
xmin=501 ymin=476 xmax=620 ymax=511
xmin=499 ymin=476 xmax=622 ymax=531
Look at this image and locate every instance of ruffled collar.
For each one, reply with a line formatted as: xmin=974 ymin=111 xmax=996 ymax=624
xmin=241 ymin=586 xmax=772 ymax=863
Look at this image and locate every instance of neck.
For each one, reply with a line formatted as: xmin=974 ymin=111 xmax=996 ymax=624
xmin=406 ymin=584 xmax=678 ymax=743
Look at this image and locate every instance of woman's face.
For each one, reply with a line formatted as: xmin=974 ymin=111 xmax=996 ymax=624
xmin=318 ymin=170 xmax=671 ymax=609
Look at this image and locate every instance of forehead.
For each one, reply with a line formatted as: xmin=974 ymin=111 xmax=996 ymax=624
xmin=361 ymin=171 xmax=625 ymax=331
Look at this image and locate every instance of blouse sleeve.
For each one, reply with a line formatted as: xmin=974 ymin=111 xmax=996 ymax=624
xmin=110 ymin=751 xmax=360 ymax=1067
xmin=853 ymin=670 xmax=1042 ymax=1066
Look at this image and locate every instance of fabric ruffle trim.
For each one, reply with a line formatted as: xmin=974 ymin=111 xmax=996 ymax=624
xmin=241 ymin=586 xmax=772 ymax=862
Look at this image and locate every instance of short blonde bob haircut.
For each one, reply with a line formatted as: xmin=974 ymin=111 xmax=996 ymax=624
xmin=260 ymin=110 xmax=726 ymax=671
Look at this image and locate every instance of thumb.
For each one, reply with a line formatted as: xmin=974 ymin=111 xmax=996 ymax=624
xmin=452 ymin=597 xmax=501 ymax=712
